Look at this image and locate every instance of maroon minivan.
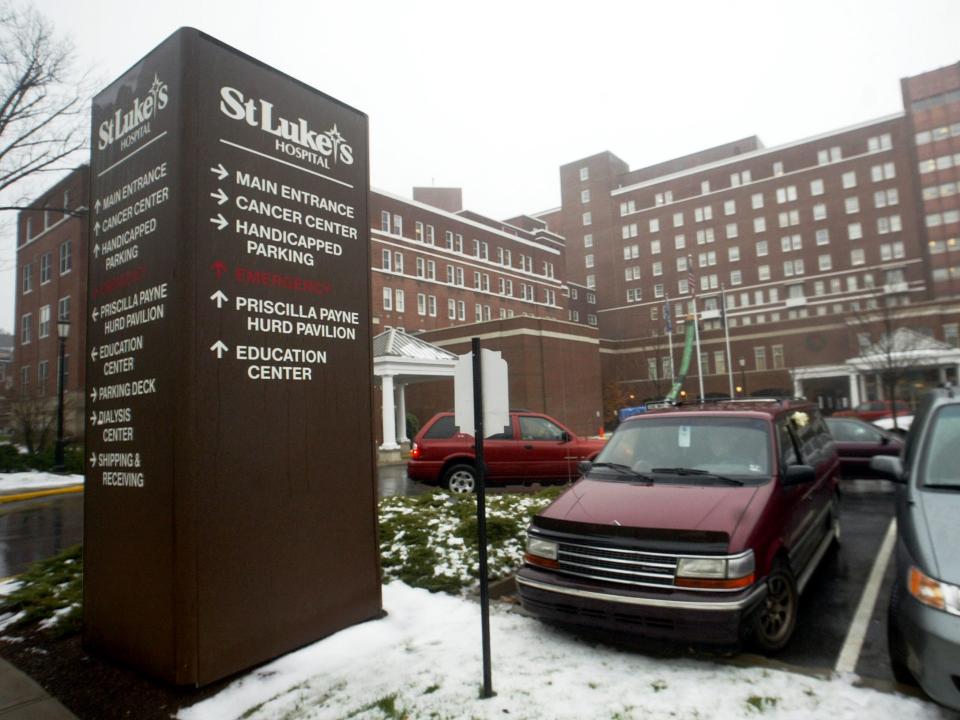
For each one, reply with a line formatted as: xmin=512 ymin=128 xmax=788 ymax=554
xmin=517 ymin=399 xmax=840 ymax=652
xmin=407 ymin=411 xmax=606 ymax=493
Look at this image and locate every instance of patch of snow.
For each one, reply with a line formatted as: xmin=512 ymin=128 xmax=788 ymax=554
xmin=179 ymin=582 xmax=949 ymax=720
xmin=38 ymin=604 xmax=76 ymax=631
xmin=0 ymin=579 xmax=22 ymax=596
xmin=0 ymin=472 xmax=84 ymax=494
xmin=0 ymin=611 xmax=25 ymax=633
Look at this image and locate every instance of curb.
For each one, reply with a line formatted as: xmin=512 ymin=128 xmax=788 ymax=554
xmin=0 ymin=486 xmax=84 ymax=504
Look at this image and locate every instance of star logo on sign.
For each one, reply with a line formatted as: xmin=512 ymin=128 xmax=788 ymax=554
xmin=149 ymin=74 xmax=165 ymax=101
xmin=326 ymin=124 xmax=344 ymax=145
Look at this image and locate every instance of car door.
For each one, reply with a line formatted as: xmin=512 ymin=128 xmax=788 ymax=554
xmin=829 ymin=419 xmax=893 ymax=479
xmin=516 ymin=414 xmax=572 ymax=482
xmin=480 ymin=416 xmax=520 ymax=483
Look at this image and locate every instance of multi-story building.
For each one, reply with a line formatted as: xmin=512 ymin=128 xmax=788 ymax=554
xmin=371 ymin=187 xmax=567 ymax=333
xmin=11 ymin=166 xmax=89 ymax=440
xmin=537 ymin=62 xmax=960 ymax=411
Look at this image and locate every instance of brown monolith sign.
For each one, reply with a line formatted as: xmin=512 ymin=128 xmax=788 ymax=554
xmin=84 ymin=28 xmax=381 ymax=686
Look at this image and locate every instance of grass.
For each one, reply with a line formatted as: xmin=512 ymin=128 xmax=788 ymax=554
xmin=746 ymin=695 xmax=779 ymax=712
xmin=0 ymin=487 xmax=565 ymax=640
xmin=378 ymin=487 xmax=564 ymax=594
xmin=0 ymin=544 xmax=82 ymax=638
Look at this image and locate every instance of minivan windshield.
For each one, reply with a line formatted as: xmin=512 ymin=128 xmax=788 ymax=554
xmin=594 ymin=416 xmax=772 ymax=483
xmin=922 ymin=404 xmax=960 ymax=489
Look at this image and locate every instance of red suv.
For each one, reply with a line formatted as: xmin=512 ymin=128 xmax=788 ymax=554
xmin=518 ymin=399 xmax=840 ymax=652
xmin=407 ymin=411 xmax=606 ymax=493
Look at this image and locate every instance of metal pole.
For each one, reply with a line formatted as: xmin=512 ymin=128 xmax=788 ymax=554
xmin=692 ymin=297 xmax=705 ymax=401
xmin=472 ymin=337 xmax=494 ymax=699
xmin=54 ymin=334 xmax=66 ymax=471
xmin=665 ymin=297 xmax=676 ymax=384
xmin=721 ymin=285 xmax=734 ymax=399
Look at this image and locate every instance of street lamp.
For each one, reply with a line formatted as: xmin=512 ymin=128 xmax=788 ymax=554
xmin=738 ymin=357 xmax=747 ymax=398
xmin=54 ymin=319 xmax=69 ymax=471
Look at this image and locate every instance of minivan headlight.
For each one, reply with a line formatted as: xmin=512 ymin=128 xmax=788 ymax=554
xmin=676 ymin=551 xmax=755 ymax=590
xmin=524 ymin=535 xmax=559 ymax=569
xmin=908 ymin=566 xmax=960 ymax=615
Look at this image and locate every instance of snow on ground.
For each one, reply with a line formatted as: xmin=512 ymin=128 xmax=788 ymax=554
xmin=179 ymin=582 xmax=949 ymax=720
xmin=0 ymin=472 xmax=83 ymax=495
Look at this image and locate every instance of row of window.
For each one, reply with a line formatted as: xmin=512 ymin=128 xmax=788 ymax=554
xmin=17 ymin=356 xmax=69 ymax=397
xmin=567 ymin=309 xmax=598 ymax=326
xmin=932 ymin=266 xmax=960 ymax=282
xmin=19 ymin=297 xmax=71 ymax=345
xmin=379 ymin=211 xmax=555 ymax=278
xmin=623 ymin=165 xmax=896 ymax=234
xmin=922 ymin=180 xmax=959 ymax=201
xmin=645 ymin=344 xmax=785 ymax=381
xmin=918 ymin=152 xmax=960 ymax=175
xmin=22 ymin=190 xmax=74 ymax=244
xmin=925 ymin=210 xmax=960 ymax=228
xmin=914 ymin=122 xmax=960 ymax=145
xmin=608 ymin=142 xmax=896 ymax=220
xmin=639 ymin=261 xmax=907 ymax=304
xmin=567 ymin=287 xmax=597 ymax=304
xmin=21 ymin=241 xmax=72 ymax=292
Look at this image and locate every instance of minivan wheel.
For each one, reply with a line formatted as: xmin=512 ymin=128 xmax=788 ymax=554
xmin=443 ymin=464 xmax=476 ymax=494
xmin=754 ymin=563 xmax=798 ymax=652
xmin=887 ymin=576 xmax=915 ymax=685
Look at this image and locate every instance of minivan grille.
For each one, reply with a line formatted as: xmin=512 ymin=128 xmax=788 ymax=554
xmin=543 ymin=533 xmax=681 ymax=589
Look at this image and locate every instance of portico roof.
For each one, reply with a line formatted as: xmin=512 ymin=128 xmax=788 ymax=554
xmin=372 ymin=328 xmax=458 ymax=384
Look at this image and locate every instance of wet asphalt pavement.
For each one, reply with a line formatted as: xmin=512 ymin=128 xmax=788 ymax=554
xmin=0 ymin=469 xmax=909 ymax=690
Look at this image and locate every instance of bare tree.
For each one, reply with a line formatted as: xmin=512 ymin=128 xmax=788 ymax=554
xmin=849 ymin=296 xmax=926 ymax=432
xmin=0 ymin=2 xmax=87 ymax=206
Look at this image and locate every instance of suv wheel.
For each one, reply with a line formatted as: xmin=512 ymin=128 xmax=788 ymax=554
xmin=443 ymin=464 xmax=476 ymax=494
xmin=754 ymin=563 xmax=798 ymax=652
xmin=887 ymin=575 xmax=915 ymax=685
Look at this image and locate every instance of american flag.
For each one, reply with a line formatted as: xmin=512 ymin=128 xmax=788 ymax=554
xmin=687 ymin=254 xmax=696 ymax=297
xmin=664 ymin=296 xmax=672 ymax=333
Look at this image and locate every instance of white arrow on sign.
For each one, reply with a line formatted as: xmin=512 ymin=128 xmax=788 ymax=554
xmin=90 ymin=347 xmax=98 ymax=361
xmin=93 ymin=244 xmax=100 ymax=258
xmin=210 ymin=187 xmax=229 ymax=205
xmin=210 ymin=340 xmax=229 ymax=359
xmin=91 ymin=307 xmax=99 ymax=322
xmin=211 ymin=163 xmax=228 ymax=181
xmin=89 ymin=388 xmax=97 ymax=402
xmin=210 ymin=214 xmax=228 ymax=231
xmin=94 ymin=199 xmax=101 ymax=214
xmin=89 ymin=453 xmax=97 ymax=468
xmin=94 ymin=220 xmax=100 ymax=236
xmin=89 ymin=412 xmax=97 ymax=426
xmin=210 ymin=290 xmax=228 ymax=308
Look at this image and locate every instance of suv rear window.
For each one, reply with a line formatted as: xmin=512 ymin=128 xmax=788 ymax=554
xmin=423 ymin=415 xmax=457 ymax=439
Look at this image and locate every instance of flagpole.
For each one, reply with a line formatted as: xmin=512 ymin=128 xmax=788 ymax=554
xmin=721 ymin=285 xmax=734 ymax=398
xmin=692 ymin=295 xmax=705 ymax=401
xmin=665 ymin=296 xmax=675 ymax=384
xmin=687 ymin=255 xmax=705 ymax=401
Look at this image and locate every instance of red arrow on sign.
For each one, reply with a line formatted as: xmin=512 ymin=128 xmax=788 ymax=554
xmin=212 ymin=260 xmax=226 ymax=278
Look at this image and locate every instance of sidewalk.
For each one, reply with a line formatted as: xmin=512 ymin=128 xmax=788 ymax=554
xmin=0 ymin=658 xmax=77 ymax=719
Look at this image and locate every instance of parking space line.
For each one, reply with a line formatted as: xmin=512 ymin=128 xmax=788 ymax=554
xmin=834 ymin=518 xmax=897 ymax=674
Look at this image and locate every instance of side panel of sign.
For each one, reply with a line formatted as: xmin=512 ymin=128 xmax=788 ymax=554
xmin=184 ymin=33 xmax=380 ymax=683
xmin=84 ymin=34 xmax=183 ymax=677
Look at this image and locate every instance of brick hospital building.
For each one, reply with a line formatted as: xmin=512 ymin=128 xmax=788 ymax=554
xmin=10 ymin=62 xmax=960 ymax=445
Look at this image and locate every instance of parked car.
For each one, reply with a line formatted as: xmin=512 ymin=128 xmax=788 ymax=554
xmin=824 ymin=417 xmax=903 ymax=479
xmin=833 ymin=400 xmax=912 ymax=423
xmin=407 ymin=411 xmax=606 ymax=493
xmin=871 ymin=387 xmax=960 ymax=710
xmin=517 ymin=399 xmax=840 ymax=652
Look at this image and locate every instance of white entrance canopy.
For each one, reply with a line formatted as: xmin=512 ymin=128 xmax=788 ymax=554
xmin=373 ymin=328 xmax=458 ymax=451
xmin=792 ymin=329 xmax=960 ymax=407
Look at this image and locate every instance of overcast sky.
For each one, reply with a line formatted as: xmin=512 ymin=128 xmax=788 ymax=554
xmin=2 ymin=0 xmax=960 ymax=332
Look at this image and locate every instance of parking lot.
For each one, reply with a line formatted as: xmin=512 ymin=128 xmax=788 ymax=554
xmin=382 ymin=466 xmax=909 ymax=688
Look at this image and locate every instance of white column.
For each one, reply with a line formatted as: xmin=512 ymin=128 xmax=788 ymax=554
xmin=395 ymin=382 xmax=408 ymax=444
xmin=938 ymin=366 xmax=948 ymax=385
xmin=793 ymin=375 xmax=803 ymax=398
xmin=848 ymin=372 xmax=861 ymax=407
xmin=380 ymin=374 xmax=399 ymax=450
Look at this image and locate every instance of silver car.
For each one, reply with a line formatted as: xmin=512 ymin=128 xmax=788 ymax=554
xmin=872 ymin=386 xmax=960 ymax=710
